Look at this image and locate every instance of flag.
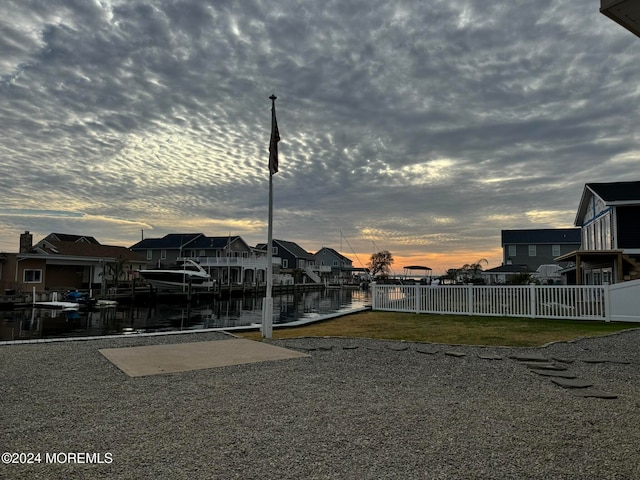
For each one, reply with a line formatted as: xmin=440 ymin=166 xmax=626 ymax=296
xmin=269 ymin=95 xmax=280 ymax=175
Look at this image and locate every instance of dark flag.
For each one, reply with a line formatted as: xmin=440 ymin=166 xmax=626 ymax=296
xmin=269 ymin=95 xmax=280 ymax=175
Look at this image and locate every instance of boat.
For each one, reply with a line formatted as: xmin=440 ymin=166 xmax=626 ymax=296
xmin=33 ymin=292 xmax=80 ymax=311
xmin=139 ymin=260 xmax=216 ymax=291
xmin=64 ymin=290 xmax=97 ymax=308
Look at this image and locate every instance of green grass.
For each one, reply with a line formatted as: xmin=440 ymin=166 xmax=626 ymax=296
xmin=237 ymin=310 xmax=637 ymax=347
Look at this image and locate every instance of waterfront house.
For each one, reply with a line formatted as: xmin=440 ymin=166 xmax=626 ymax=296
xmin=0 ymin=231 xmax=146 ymax=293
xmin=556 ymin=181 xmax=640 ymax=284
xmin=314 ymin=247 xmax=355 ymax=283
xmin=256 ymin=239 xmax=328 ymax=283
xmin=130 ymin=233 xmax=276 ymax=285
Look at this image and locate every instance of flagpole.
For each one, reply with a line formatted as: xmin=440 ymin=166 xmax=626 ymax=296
xmin=262 ymin=94 xmax=278 ymax=338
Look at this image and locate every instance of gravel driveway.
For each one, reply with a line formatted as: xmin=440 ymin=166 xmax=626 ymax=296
xmin=1 ymin=329 xmax=639 ymax=479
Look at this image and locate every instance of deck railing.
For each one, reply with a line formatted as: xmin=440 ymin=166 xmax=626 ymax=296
xmin=370 ymin=283 xmax=640 ymax=321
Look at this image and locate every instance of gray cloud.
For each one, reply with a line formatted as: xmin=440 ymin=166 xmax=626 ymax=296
xmin=1 ymin=0 xmax=639 ymax=271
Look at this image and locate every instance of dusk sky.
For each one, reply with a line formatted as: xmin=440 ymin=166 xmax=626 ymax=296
xmin=2 ymin=1 xmax=639 ymax=275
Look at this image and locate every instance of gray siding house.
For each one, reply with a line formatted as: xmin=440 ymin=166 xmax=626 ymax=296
xmin=501 ymin=228 xmax=582 ymax=272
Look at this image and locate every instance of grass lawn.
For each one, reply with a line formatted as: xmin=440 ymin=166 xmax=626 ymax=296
xmin=237 ymin=310 xmax=638 ymax=347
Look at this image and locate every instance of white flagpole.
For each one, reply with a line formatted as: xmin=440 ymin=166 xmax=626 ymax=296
xmin=262 ymin=94 xmax=278 ymax=338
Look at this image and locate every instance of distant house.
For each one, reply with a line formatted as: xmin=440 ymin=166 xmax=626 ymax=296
xmin=130 ymin=233 xmax=270 ymax=284
xmin=501 ymin=228 xmax=581 ymax=272
xmin=314 ymin=247 xmax=354 ymax=283
xmin=0 ymin=231 xmax=146 ymax=293
xmin=556 ymin=181 xmax=640 ymax=284
xmin=256 ymin=239 xmax=327 ymax=283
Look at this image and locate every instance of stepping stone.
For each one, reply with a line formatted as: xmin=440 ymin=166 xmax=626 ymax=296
xmin=317 ymin=345 xmax=334 ymax=351
xmin=292 ymin=346 xmax=317 ymax=352
xmin=478 ymin=354 xmax=503 ymax=360
xmin=529 ymin=369 xmax=577 ymax=378
xmin=551 ymin=356 xmax=574 ymax=364
xmin=510 ymin=354 xmax=548 ymax=362
xmin=416 ymin=348 xmax=439 ymax=355
xmin=550 ymin=378 xmax=594 ymax=389
xmin=582 ymin=358 xmax=608 ymax=364
xmin=571 ymin=389 xmax=618 ymax=399
xmin=606 ymin=358 xmax=632 ymax=365
xmin=522 ymin=362 xmax=568 ymax=371
xmin=387 ymin=345 xmax=409 ymax=352
xmin=342 ymin=345 xmax=359 ymax=350
xmin=445 ymin=351 xmax=466 ymax=358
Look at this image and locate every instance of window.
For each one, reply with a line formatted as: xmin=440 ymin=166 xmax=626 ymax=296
xmin=24 ymin=269 xmax=42 ymax=283
xmin=146 ymin=250 xmax=152 ymax=260
xmin=508 ymin=245 xmax=516 ymax=256
xmin=552 ymin=245 xmax=560 ymax=257
xmin=161 ymin=250 xmax=167 ymax=260
xmin=282 ymin=259 xmax=288 ymax=268
xmin=528 ymin=245 xmax=536 ymax=257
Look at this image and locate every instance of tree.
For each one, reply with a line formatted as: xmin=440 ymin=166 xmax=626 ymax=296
xmin=368 ymin=250 xmax=394 ymax=279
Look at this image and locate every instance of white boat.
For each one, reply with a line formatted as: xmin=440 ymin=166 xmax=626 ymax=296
xmin=139 ymin=260 xmax=216 ymax=291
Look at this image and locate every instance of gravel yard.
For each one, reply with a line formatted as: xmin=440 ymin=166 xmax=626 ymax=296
xmin=1 ymin=329 xmax=639 ymax=479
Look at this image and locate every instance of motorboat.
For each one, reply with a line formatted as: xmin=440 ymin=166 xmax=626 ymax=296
xmin=138 ymin=260 xmax=216 ymax=291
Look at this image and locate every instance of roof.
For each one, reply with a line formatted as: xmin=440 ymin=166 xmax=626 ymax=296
xmin=501 ymin=228 xmax=581 ymax=245
xmin=483 ymin=264 xmax=531 ymax=274
xmin=43 ymin=233 xmax=100 ymax=244
xmin=575 ymin=181 xmax=640 ymax=226
xmin=130 ymin=233 xmax=204 ymax=250
xmin=315 ymin=247 xmax=352 ymax=264
xmin=274 ymin=239 xmax=314 ymax=259
xmin=586 ymin=181 xmax=640 ymax=203
xmin=34 ymin=240 xmax=145 ymax=262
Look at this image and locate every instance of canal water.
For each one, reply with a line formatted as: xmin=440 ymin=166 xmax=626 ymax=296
xmin=0 ymin=288 xmax=370 ymax=342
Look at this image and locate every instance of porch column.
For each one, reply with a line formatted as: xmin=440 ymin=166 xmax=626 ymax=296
xmin=575 ymin=254 xmax=581 ymax=285
xmin=617 ymin=253 xmax=623 ymax=283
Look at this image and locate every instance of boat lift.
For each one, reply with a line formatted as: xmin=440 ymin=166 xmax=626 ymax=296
xmin=401 ymin=265 xmax=433 ymax=284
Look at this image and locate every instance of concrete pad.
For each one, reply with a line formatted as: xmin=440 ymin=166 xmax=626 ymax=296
xmin=99 ymin=339 xmax=310 ymax=377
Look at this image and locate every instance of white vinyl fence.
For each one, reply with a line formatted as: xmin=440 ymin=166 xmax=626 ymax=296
xmin=371 ymin=280 xmax=640 ymax=322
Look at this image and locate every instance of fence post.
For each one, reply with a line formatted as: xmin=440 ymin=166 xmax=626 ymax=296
xmin=529 ymin=283 xmax=536 ymax=319
xmin=415 ymin=284 xmax=420 ymax=314
xmin=371 ymin=283 xmax=377 ymax=310
xmin=467 ymin=284 xmax=473 ymax=316
xmin=604 ymin=283 xmax=611 ymax=322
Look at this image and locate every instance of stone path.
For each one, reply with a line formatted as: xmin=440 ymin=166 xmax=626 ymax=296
xmin=282 ymin=341 xmax=630 ymax=400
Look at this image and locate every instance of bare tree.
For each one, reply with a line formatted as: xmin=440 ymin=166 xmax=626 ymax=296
xmin=367 ymin=250 xmax=394 ymax=279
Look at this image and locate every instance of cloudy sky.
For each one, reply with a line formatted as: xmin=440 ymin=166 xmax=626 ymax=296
xmin=2 ymin=0 xmax=639 ymax=274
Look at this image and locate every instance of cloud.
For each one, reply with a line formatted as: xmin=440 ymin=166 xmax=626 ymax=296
xmin=1 ymin=0 xmax=639 ymax=272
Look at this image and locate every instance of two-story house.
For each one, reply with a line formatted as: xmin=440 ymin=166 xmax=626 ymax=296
xmin=256 ymin=239 xmax=323 ymax=283
xmin=502 ymin=228 xmax=581 ymax=270
xmin=556 ymin=181 xmax=640 ymax=285
xmin=314 ymin=247 xmax=354 ymax=283
xmin=130 ymin=233 xmax=270 ymax=284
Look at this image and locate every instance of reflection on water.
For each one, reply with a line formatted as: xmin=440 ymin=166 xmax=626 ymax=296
xmin=0 ymin=288 xmax=370 ymax=341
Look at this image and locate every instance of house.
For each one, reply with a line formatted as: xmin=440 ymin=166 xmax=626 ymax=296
xmin=501 ymin=228 xmax=582 ymax=272
xmin=313 ymin=247 xmax=355 ymax=283
xmin=0 ymin=231 xmax=146 ymax=293
xmin=256 ymin=239 xmax=327 ymax=283
xmin=556 ymin=181 xmax=640 ymax=284
xmin=130 ymin=233 xmax=272 ymax=284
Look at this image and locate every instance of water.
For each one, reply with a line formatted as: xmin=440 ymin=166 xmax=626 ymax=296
xmin=0 ymin=288 xmax=370 ymax=342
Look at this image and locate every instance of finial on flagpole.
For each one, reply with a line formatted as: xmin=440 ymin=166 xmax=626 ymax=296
xmin=269 ymin=94 xmax=277 ymax=102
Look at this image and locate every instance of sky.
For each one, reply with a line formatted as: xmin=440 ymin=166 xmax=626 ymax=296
xmin=1 ymin=1 xmax=639 ymax=276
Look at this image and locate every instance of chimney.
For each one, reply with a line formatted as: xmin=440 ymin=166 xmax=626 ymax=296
xmin=19 ymin=231 xmax=33 ymax=253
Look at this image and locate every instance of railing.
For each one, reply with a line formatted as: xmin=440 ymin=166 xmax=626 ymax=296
xmin=371 ymin=282 xmax=640 ymax=322
xmin=178 ymin=257 xmax=281 ymax=268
